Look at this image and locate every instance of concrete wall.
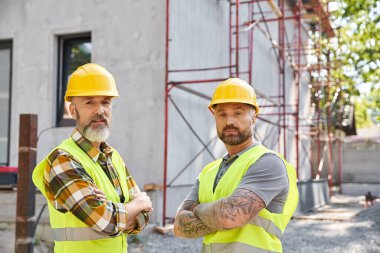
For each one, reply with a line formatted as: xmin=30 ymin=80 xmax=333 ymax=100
xmin=0 ymin=0 xmax=166 ymax=221
xmin=342 ymin=137 xmax=380 ymax=195
xmin=0 ymin=0 xmax=313 ymax=225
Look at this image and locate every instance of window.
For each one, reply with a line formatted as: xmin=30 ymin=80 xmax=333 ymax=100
xmin=0 ymin=40 xmax=12 ymax=165
xmin=57 ymin=33 xmax=91 ymax=126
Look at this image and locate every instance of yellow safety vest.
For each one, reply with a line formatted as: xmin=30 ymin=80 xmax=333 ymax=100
xmin=198 ymin=145 xmax=299 ymax=253
xmin=33 ymin=137 xmax=130 ymax=253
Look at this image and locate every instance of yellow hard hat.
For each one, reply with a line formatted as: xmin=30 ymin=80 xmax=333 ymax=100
xmin=209 ymin=78 xmax=259 ymax=114
xmin=65 ymin=63 xmax=119 ymax=102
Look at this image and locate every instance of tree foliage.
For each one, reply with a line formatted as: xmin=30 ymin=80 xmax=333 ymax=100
xmin=330 ymin=0 xmax=380 ymax=91
xmin=311 ymin=0 xmax=380 ymax=130
xmin=355 ymin=87 xmax=380 ymax=128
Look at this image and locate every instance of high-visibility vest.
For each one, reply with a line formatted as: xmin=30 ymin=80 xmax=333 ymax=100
xmin=33 ymin=137 xmax=130 ymax=253
xmin=198 ymin=145 xmax=299 ymax=253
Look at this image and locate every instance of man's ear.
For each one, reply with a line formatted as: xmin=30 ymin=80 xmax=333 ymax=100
xmin=252 ymin=111 xmax=256 ymax=124
xmin=69 ymin=103 xmax=77 ymax=120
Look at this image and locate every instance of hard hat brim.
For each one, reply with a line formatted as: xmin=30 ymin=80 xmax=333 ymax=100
xmin=208 ymin=99 xmax=259 ymax=114
xmin=65 ymin=91 xmax=119 ymax=102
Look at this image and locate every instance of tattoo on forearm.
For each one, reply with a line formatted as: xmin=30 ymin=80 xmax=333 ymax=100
xmin=181 ymin=200 xmax=198 ymax=212
xmin=194 ymin=189 xmax=265 ymax=229
xmin=174 ymin=200 xmax=217 ymax=238
xmin=177 ymin=211 xmax=216 ymax=237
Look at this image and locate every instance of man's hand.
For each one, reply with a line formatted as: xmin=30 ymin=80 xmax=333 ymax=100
xmin=92 ymin=187 xmax=153 ymax=232
xmin=93 ymin=188 xmax=107 ymax=202
xmin=129 ymin=192 xmax=153 ymax=213
xmin=125 ymin=192 xmax=152 ymax=232
xmin=174 ymin=200 xmax=217 ymax=238
xmin=125 ymin=192 xmax=152 ymax=224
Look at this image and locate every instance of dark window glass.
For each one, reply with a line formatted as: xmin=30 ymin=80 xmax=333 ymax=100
xmin=0 ymin=40 xmax=12 ymax=165
xmin=57 ymin=34 xmax=91 ymax=126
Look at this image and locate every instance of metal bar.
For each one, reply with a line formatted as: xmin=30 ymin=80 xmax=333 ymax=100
xmin=279 ymin=0 xmax=286 ymax=158
xmin=257 ymin=116 xmax=282 ymax=127
xmin=175 ymin=85 xmax=212 ymax=101
xmin=169 ymin=65 xmax=232 ymax=73
xmin=167 ymin=135 xmax=219 ymax=186
xmin=169 ymin=97 xmax=216 ymax=160
xmin=259 ymin=104 xmax=296 ymax=107
xmin=244 ymin=19 xmax=260 ymax=32
xmin=169 ymin=78 xmax=228 ymax=85
xmin=15 ymin=114 xmax=37 ymax=253
xmin=338 ymin=138 xmax=343 ymax=194
xmin=162 ymin=0 xmax=170 ymax=226
xmin=327 ymin=135 xmax=334 ymax=196
xmin=166 ymin=184 xmax=195 ymax=188
xmin=248 ymin=2 xmax=254 ymax=85
xmin=235 ymin=0 xmax=240 ymax=77
xmin=260 ymin=112 xmax=296 ymax=116
xmin=229 ymin=2 xmax=232 ymax=77
xmin=252 ymin=15 xmax=304 ymax=23
xmin=295 ymin=0 xmax=303 ymax=178
xmin=230 ymin=0 xmax=268 ymax=5
xmin=231 ymin=46 xmax=249 ymax=50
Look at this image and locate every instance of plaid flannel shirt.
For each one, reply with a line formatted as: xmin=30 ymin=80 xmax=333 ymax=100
xmin=44 ymin=129 xmax=148 ymax=235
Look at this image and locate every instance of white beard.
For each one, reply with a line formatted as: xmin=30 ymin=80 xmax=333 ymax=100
xmin=83 ymin=125 xmax=110 ymax=142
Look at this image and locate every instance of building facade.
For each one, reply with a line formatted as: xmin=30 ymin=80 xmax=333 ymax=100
xmin=0 ymin=0 xmax=313 ymax=225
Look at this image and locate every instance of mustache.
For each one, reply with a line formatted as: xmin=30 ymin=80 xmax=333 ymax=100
xmin=223 ymin=125 xmax=239 ymax=131
xmin=91 ymin=114 xmax=110 ymax=125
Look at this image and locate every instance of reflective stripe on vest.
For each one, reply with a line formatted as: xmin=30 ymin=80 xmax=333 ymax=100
xmin=250 ymin=215 xmax=283 ymax=240
xmin=202 ymin=242 xmax=276 ymax=253
xmin=53 ymin=227 xmax=119 ymax=241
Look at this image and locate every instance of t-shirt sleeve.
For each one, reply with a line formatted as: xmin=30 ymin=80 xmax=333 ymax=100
xmin=184 ymin=178 xmax=200 ymax=203
xmin=236 ymin=153 xmax=289 ymax=207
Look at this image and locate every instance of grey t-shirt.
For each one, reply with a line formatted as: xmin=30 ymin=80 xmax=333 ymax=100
xmin=185 ymin=144 xmax=289 ymax=213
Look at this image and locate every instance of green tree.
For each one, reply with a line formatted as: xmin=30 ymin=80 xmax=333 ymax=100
xmin=331 ymin=0 xmax=380 ymax=91
xmin=311 ymin=0 xmax=379 ymax=131
xmin=355 ymin=87 xmax=380 ymax=128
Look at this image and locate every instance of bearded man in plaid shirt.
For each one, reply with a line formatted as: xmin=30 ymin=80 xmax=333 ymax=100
xmin=33 ymin=63 xmax=152 ymax=253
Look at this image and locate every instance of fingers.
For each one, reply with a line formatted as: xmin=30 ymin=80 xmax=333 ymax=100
xmin=93 ymin=188 xmax=107 ymax=202
xmin=132 ymin=192 xmax=153 ymax=212
xmin=93 ymin=188 xmax=153 ymax=213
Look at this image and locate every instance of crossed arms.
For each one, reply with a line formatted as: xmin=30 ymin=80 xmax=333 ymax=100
xmin=173 ymin=188 xmax=265 ymax=238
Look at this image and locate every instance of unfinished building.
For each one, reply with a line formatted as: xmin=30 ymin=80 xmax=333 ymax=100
xmin=0 ymin=0 xmax=340 ymax=229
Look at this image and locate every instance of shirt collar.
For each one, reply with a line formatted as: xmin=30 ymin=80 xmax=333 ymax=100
xmin=222 ymin=142 xmax=259 ymax=162
xmin=71 ymin=128 xmax=113 ymax=162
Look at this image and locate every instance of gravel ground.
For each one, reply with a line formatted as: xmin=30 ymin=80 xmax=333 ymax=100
xmin=1 ymin=196 xmax=379 ymax=253
xmin=127 ymin=197 xmax=380 ymax=253
xmin=282 ymin=203 xmax=380 ymax=253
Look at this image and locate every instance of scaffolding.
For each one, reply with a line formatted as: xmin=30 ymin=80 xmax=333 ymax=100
xmin=162 ymin=0 xmax=340 ymax=225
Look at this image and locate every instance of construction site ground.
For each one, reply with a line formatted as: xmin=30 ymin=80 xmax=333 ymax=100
xmin=1 ymin=195 xmax=379 ymax=253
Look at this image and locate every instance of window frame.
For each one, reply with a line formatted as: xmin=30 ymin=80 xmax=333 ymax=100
xmin=0 ymin=40 xmax=12 ymax=166
xmin=56 ymin=33 xmax=91 ymax=127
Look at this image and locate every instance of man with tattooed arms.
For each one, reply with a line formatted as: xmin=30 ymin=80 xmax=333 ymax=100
xmin=174 ymin=78 xmax=299 ymax=253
